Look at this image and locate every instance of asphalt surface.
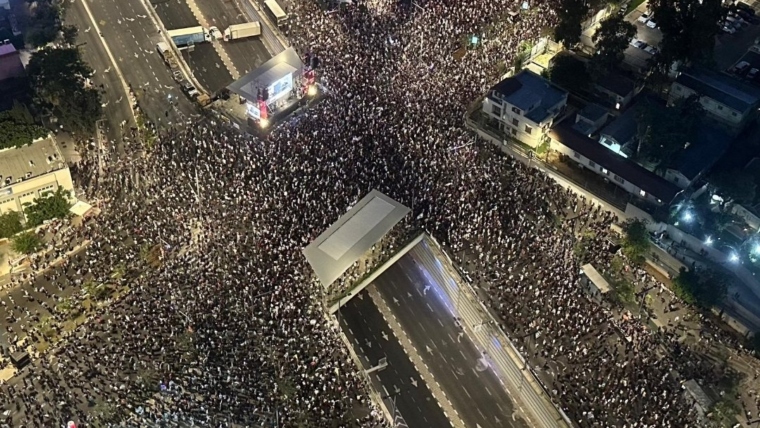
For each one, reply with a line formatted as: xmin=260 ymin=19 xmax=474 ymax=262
xmin=151 ymin=0 xmax=234 ymax=92
xmin=191 ymin=0 xmax=270 ymax=74
xmin=338 ymin=293 xmax=453 ymax=428
xmin=372 ymin=251 xmax=522 ymax=428
xmin=64 ymin=2 xmax=134 ymax=149
xmin=75 ymin=0 xmax=198 ymax=129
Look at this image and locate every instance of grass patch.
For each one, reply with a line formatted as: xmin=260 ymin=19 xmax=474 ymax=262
xmin=625 ymin=0 xmax=646 ymax=14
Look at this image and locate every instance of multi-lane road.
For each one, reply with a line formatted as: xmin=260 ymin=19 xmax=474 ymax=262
xmin=66 ymin=0 xmax=198 ymax=134
xmin=338 ymin=244 xmax=531 ymax=428
xmin=338 ymin=293 xmax=454 ymax=428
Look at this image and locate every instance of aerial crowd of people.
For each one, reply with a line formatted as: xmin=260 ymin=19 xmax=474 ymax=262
xmin=0 ymin=0 xmax=751 ymax=427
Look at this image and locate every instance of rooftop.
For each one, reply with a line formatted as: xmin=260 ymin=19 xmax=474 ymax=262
xmin=675 ymin=67 xmax=760 ymax=113
xmin=600 ymin=104 xmax=639 ymax=146
xmin=227 ymin=47 xmax=303 ymax=102
xmin=303 ymin=190 xmax=410 ymax=288
xmin=578 ymin=103 xmax=608 ymax=123
xmin=489 ymin=70 xmax=567 ymax=124
xmin=0 ymin=43 xmax=16 ymax=58
xmin=0 ymin=136 xmax=67 ymax=189
xmin=595 ymin=72 xmax=635 ymax=97
xmin=550 ymin=124 xmax=681 ymax=203
xmin=669 ymin=123 xmax=733 ymax=180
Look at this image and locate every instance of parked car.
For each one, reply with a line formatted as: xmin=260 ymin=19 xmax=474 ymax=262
xmin=632 ymin=39 xmax=648 ymax=50
xmin=637 ymin=13 xmax=651 ymax=23
xmin=748 ymin=68 xmax=759 ymax=79
xmin=731 ymin=60 xmax=750 ymax=73
xmin=723 ymin=24 xmax=737 ymax=34
xmin=646 ymin=16 xmax=657 ymax=28
xmin=643 ymin=45 xmax=659 ymax=55
xmin=737 ymin=2 xmax=755 ymax=15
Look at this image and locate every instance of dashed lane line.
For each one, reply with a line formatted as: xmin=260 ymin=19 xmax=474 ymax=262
xmin=367 ymin=286 xmax=464 ymax=428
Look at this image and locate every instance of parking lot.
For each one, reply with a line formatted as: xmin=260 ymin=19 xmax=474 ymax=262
xmin=622 ymin=4 xmax=663 ymax=72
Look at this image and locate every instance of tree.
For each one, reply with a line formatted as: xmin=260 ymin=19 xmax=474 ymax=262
xmin=553 ymin=0 xmax=589 ymax=47
xmin=0 ymin=100 xmax=48 ymax=150
xmin=636 ymin=95 xmax=702 ymax=169
xmin=23 ymin=186 xmax=72 ymax=227
xmin=710 ymin=169 xmax=757 ymax=205
xmin=621 ymin=218 xmax=649 ymax=264
xmin=547 ymin=54 xmax=592 ymax=92
xmin=26 ymin=47 xmax=102 ymax=135
xmin=591 ymin=15 xmax=637 ymax=73
xmin=0 ymin=211 xmax=24 ymax=239
xmin=11 ymin=231 xmax=43 ymax=255
xmin=61 ymin=25 xmax=78 ymax=46
xmin=673 ymin=268 xmax=728 ymax=308
xmin=24 ymin=0 xmax=61 ymax=48
xmin=649 ymin=0 xmax=723 ymax=73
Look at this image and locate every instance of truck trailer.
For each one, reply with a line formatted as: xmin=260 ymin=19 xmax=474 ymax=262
xmin=156 ymin=42 xmax=179 ymax=70
xmin=167 ymin=26 xmax=210 ymax=47
xmin=223 ymin=22 xmax=261 ymax=41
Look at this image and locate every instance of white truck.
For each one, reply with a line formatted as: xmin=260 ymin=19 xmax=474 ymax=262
xmin=223 ymin=22 xmax=261 ymax=41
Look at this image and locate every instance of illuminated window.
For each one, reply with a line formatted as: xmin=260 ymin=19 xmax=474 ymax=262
xmin=602 ymin=168 xmax=608 ymax=174
xmin=639 ymin=190 xmax=646 ymax=197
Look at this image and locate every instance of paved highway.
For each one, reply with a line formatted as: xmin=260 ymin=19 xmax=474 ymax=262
xmin=79 ymin=0 xmax=198 ymax=129
xmin=151 ymin=0 xmax=234 ymax=92
xmin=191 ymin=0 xmax=270 ymax=75
xmin=65 ymin=0 xmax=134 ymax=151
xmin=372 ymin=253 xmax=524 ymax=428
xmin=338 ymin=292 xmax=453 ymax=428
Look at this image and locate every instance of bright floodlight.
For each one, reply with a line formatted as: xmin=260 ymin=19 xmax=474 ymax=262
xmin=682 ymin=211 xmax=693 ymax=222
xmin=705 ymin=236 xmax=713 ymax=246
xmin=259 ymin=118 xmax=270 ymax=129
xmin=729 ymin=253 xmax=740 ymax=263
xmin=753 ymin=244 xmax=760 ymax=255
xmin=307 ymin=84 xmax=318 ymax=97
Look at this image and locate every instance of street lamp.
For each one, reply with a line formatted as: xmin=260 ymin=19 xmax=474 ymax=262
xmin=729 ymin=252 xmax=740 ymax=263
xmin=307 ymin=84 xmax=318 ymax=97
xmin=704 ymin=236 xmax=713 ymax=246
xmin=259 ymin=118 xmax=270 ymax=129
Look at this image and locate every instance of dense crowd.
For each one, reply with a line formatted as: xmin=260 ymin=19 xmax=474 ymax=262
xmin=0 ymin=0 xmax=741 ymax=427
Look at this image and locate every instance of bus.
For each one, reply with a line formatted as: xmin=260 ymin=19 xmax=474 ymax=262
xmin=264 ymin=0 xmax=288 ymax=27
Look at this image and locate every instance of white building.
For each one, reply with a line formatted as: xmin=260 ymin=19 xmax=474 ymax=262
xmin=670 ymin=67 xmax=760 ymax=136
xmin=0 ymin=136 xmax=74 ymax=216
xmin=549 ymin=123 xmax=681 ymax=206
xmin=482 ymin=70 xmax=568 ymax=148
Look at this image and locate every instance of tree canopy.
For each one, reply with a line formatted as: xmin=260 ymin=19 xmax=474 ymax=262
xmin=24 ymin=0 xmax=62 ymax=48
xmin=621 ymin=218 xmax=649 ymax=264
xmin=11 ymin=231 xmax=43 ymax=255
xmin=673 ymin=268 xmax=728 ymax=308
xmin=547 ymin=54 xmax=591 ymax=92
xmin=0 ymin=100 xmax=48 ymax=150
xmin=709 ymin=169 xmax=757 ymax=205
xmin=0 ymin=211 xmax=24 ymax=239
xmin=649 ymin=0 xmax=724 ymax=74
xmin=27 ymin=47 xmax=102 ymax=135
xmin=553 ymin=0 xmax=589 ymax=47
xmin=591 ymin=15 xmax=637 ymax=73
xmin=635 ymin=95 xmax=702 ymax=169
xmin=23 ymin=186 xmax=72 ymax=227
